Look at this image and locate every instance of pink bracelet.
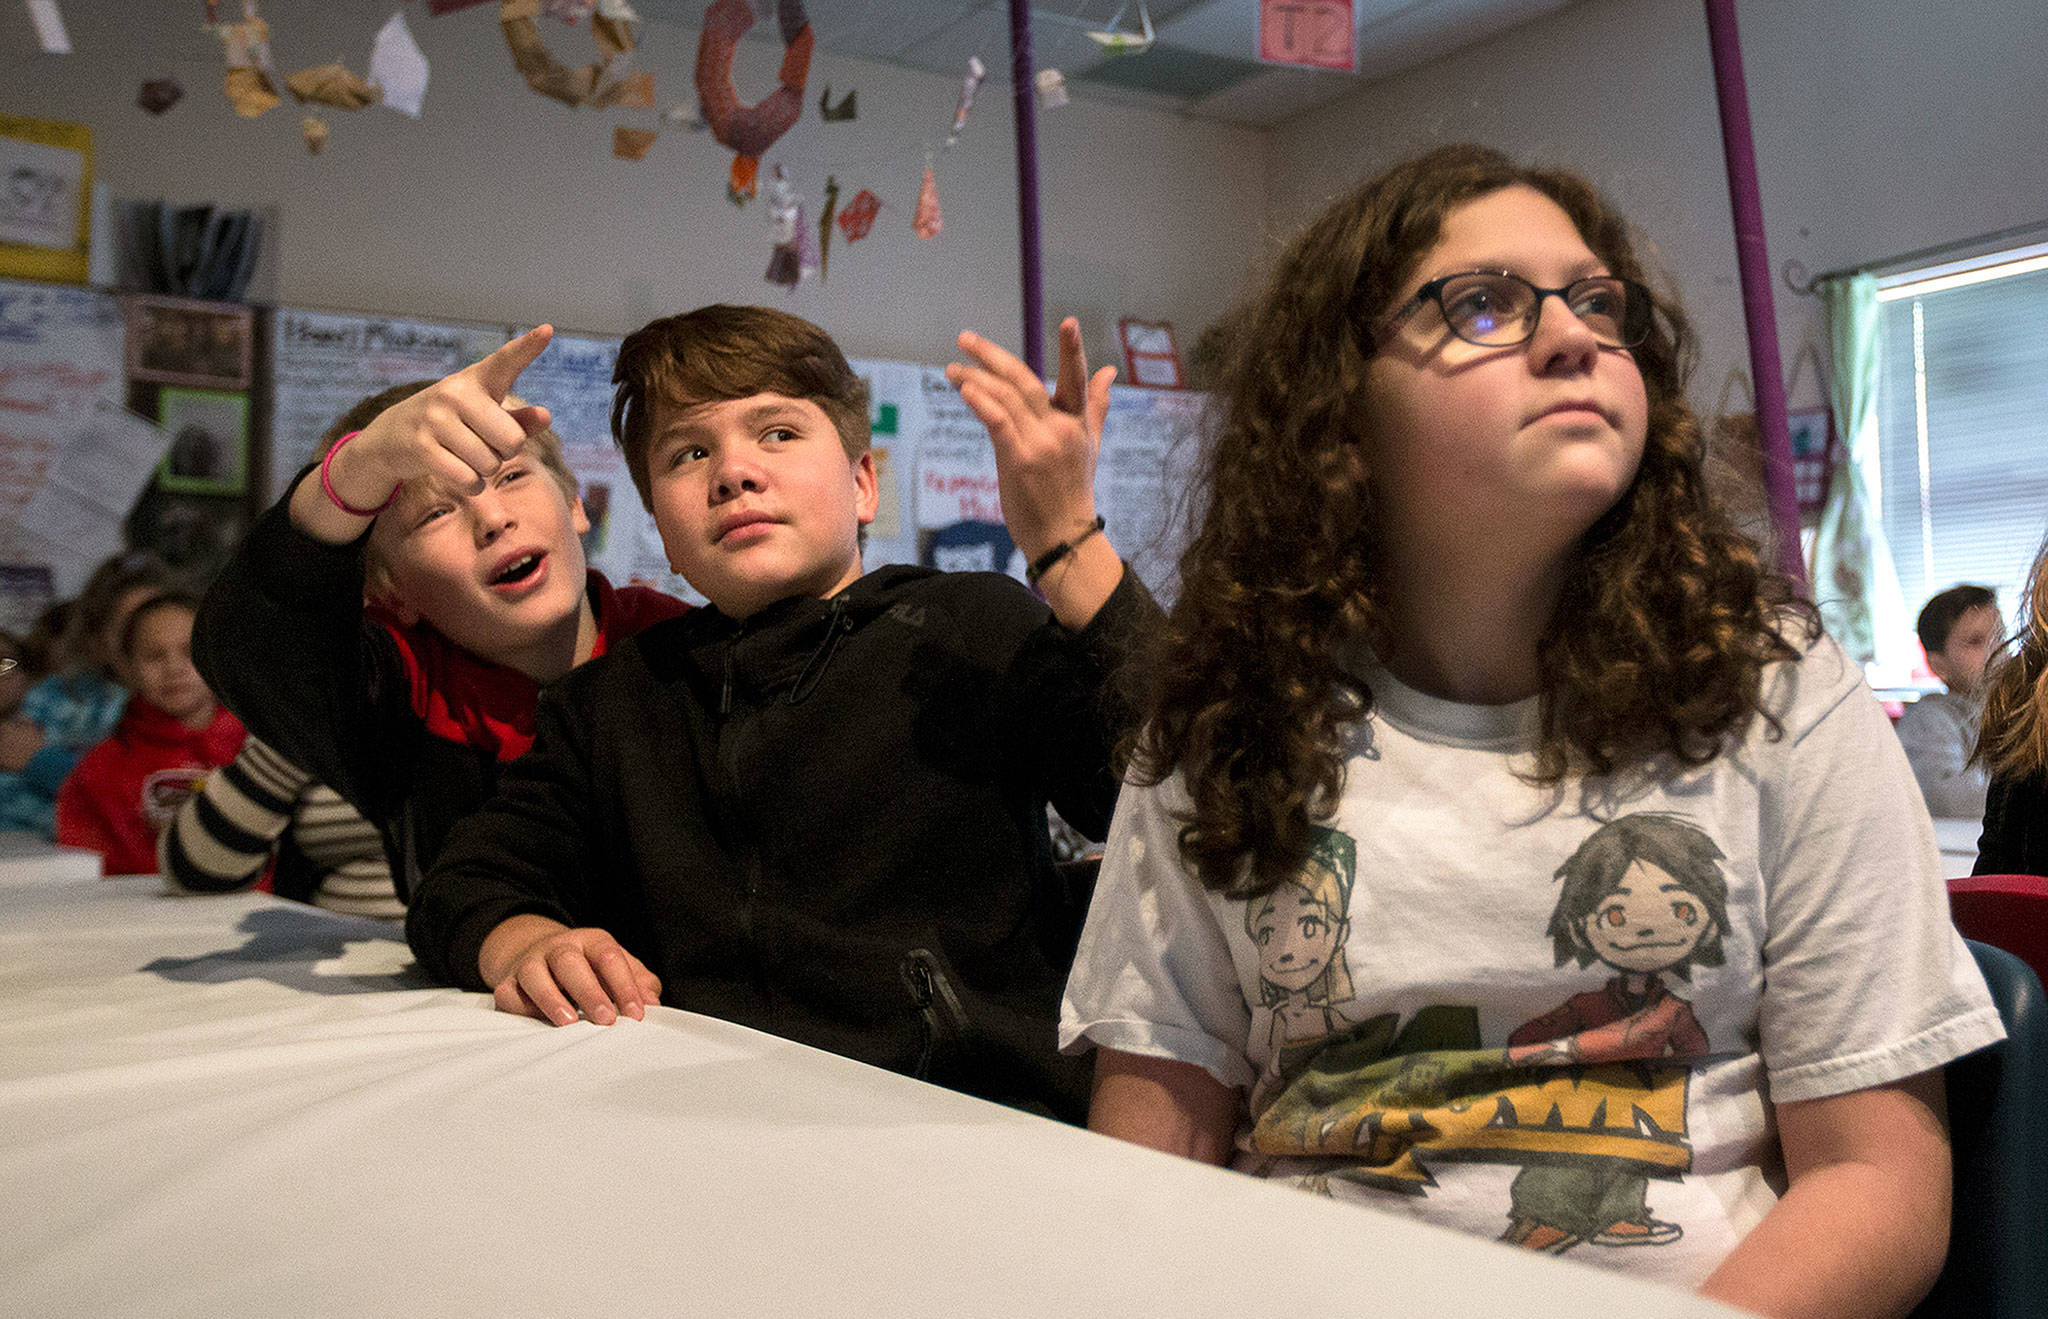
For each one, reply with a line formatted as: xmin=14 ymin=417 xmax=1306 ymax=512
xmin=319 ymin=430 xmax=398 ymax=518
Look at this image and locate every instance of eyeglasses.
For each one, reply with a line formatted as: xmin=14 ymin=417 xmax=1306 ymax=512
xmin=1365 ymin=270 xmax=1655 ymax=352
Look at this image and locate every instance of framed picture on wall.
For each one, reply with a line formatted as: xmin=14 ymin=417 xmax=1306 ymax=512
xmin=1118 ymin=318 xmax=1184 ymax=389
xmin=155 ymin=387 xmax=249 ymax=496
xmin=125 ymin=294 xmax=253 ymax=389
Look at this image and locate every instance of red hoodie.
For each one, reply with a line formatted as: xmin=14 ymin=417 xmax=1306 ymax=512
xmin=56 ymin=698 xmax=246 ymax=876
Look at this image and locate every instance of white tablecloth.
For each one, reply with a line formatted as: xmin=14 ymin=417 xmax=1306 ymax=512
xmin=0 ymin=867 xmax=1741 ymax=1318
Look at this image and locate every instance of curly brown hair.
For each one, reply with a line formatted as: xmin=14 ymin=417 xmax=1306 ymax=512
xmin=1133 ymin=144 xmax=1814 ymax=900
xmin=1979 ymin=534 xmax=2048 ymax=779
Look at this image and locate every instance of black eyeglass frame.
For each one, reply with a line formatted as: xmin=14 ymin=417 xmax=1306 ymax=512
xmin=1358 ymin=269 xmax=1656 ymax=354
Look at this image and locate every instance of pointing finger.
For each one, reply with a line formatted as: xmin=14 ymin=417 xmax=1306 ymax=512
xmin=469 ymin=324 xmax=555 ymax=402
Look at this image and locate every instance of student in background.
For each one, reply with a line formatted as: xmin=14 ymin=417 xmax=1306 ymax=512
xmin=408 ymin=304 xmax=1156 ymax=1122
xmin=159 ymin=733 xmax=400 ymax=918
xmin=193 ymin=353 xmax=687 ymax=902
xmin=1895 ymin=583 xmax=2001 ymax=818
xmin=0 ymin=552 xmax=180 ymax=838
xmin=1061 ymin=145 xmax=1999 ymax=1315
xmin=57 ymin=593 xmax=244 ymax=875
xmin=1975 ymin=535 xmax=2048 ymax=875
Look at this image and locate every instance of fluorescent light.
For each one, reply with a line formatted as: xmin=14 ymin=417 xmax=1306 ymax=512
xmin=1878 ymin=248 xmax=2048 ymax=300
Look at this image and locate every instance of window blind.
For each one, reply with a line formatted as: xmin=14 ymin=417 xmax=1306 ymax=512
xmin=1875 ymin=261 xmax=2048 ymax=623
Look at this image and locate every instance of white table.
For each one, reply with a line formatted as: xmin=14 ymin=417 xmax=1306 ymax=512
xmin=0 ymin=871 xmax=1742 ymax=1318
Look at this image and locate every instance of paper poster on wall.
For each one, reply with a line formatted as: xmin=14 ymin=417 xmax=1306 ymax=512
xmin=1095 ymin=386 xmax=1207 ymax=600
xmin=0 ymin=115 xmax=93 ymax=283
xmin=269 ymin=308 xmax=508 ymax=499
xmin=846 ymin=357 xmax=922 ymax=570
xmin=0 ymin=279 xmax=125 ymax=532
xmin=3 ymin=398 xmax=172 ymax=597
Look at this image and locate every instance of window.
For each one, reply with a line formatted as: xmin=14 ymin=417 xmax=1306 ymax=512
xmin=1874 ymin=244 xmax=2048 ymax=627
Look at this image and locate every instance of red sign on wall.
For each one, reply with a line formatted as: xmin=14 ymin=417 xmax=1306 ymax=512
xmin=1259 ymin=0 xmax=1356 ymax=72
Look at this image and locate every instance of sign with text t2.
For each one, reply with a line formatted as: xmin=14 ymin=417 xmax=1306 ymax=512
xmin=1259 ymin=0 xmax=1355 ymax=72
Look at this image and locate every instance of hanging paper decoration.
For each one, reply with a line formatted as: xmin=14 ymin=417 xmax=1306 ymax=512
xmin=213 ymin=1 xmax=281 ymax=118
xmin=613 ymin=126 xmax=657 ymax=160
xmin=1034 ymin=68 xmax=1069 ymax=108
xmin=913 ymin=163 xmax=942 ymax=240
xmin=137 ymin=78 xmax=185 ymax=115
xmin=285 ymin=62 xmax=380 ymax=111
xmin=26 ymin=0 xmax=70 ymax=54
xmin=763 ymin=165 xmax=814 ymax=291
xmin=837 ymin=188 xmax=880 ymax=242
xmin=695 ymin=0 xmax=813 ymax=203
xmin=426 ymin=0 xmax=495 ymax=13
xmin=588 ymin=68 xmax=652 ymax=109
xmin=817 ymin=175 xmax=839 ymax=281
xmin=301 ymin=115 xmax=329 ymax=154
xmin=596 ymin=0 xmax=640 ymax=18
xmin=369 ymin=10 xmax=431 ymax=117
xmin=499 ymin=0 xmax=636 ymax=108
xmin=818 ymin=85 xmax=856 ymax=122
xmin=543 ymin=0 xmax=595 ymax=20
xmin=1086 ymin=0 xmax=1155 ymax=55
xmin=945 ymin=56 xmax=985 ymax=149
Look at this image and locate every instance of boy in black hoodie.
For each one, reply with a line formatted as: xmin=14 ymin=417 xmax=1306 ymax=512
xmin=408 ymin=305 xmax=1157 ymax=1119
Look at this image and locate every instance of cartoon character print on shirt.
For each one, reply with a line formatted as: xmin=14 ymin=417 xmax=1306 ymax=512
xmin=1247 ymin=826 xmax=1359 ymax=1062
xmin=1246 ymin=813 xmax=1727 ymax=1248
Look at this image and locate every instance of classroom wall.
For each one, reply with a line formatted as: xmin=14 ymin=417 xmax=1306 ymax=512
xmin=0 ymin=1 xmax=1268 ymax=369
xmin=1263 ymin=0 xmax=2048 ymax=421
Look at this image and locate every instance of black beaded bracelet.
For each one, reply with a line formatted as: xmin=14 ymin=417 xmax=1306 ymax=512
xmin=1024 ymin=515 xmax=1106 ymax=585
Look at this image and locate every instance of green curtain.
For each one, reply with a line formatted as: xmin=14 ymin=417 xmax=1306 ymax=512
xmin=1811 ymin=273 xmax=1912 ymax=670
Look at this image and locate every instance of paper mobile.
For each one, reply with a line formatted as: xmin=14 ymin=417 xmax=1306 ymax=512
xmin=817 ymin=175 xmax=838 ymax=280
xmin=818 ymin=85 xmax=856 ymax=122
xmin=138 ymin=79 xmax=185 ymax=115
xmin=543 ymin=0 xmax=594 ymax=20
xmin=612 ymin=126 xmax=656 ymax=160
xmin=913 ymin=163 xmax=941 ymax=240
xmin=596 ymin=0 xmax=640 ymax=18
xmin=1035 ymin=68 xmax=1068 ymax=108
xmin=285 ymin=62 xmax=380 ymax=111
xmin=765 ymin=165 xmax=803 ymax=290
xmin=1086 ymin=0 xmax=1155 ymax=55
xmin=214 ymin=1 xmax=281 ymax=118
xmin=27 ymin=0 xmax=70 ymax=55
xmin=301 ymin=115 xmax=329 ymax=153
xmin=695 ymin=0 xmax=813 ymax=203
xmin=837 ymin=188 xmax=880 ymax=242
xmin=369 ymin=10 xmax=430 ymax=116
xmin=590 ymin=69 xmax=655 ymax=111
xmin=945 ymin=56 xmax=985 ymax=148
xmin=499 ymin=0 xmax=635 ymax=108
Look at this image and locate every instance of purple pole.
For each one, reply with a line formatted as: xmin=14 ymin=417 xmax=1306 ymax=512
xmin=1702 ymin=0 xmax=1805 ymax=587
xmin=1008 ymin=0 xmax=1045 ymax=376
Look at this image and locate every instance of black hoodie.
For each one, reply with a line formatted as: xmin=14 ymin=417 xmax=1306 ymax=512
xmin=407 ymin=562 xmax=1158 ymax=1121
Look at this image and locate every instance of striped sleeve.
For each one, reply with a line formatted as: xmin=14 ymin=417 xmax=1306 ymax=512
xmin=159 ymin=736 xmax=313 ymax=893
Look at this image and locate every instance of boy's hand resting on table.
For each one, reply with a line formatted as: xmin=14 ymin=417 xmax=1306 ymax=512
xmin=479 ymin=913 xmax=662 ymax=1027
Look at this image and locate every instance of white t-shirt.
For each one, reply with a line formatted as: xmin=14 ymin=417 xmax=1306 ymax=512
xmin=1062 ymin=631 xmax=2003 ymax=1289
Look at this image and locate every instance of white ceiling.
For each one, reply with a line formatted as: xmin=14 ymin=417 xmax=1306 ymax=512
xmin=628 ymin=0 xmax=1578 ymax=127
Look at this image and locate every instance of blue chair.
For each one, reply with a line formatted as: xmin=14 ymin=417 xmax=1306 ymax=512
xmin=1909 ymin=940 xmax=2047 ymax=1319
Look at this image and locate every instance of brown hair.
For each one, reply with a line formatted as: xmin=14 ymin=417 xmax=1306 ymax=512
xmin=1979 ymin=537 xmax=2048 ymax=778
xmin=1133 ymin=143 xmax=1814 ymax=899
xmin=1916 ymin=583 xmax=1998 ymax=657
xmin=58 ymin=550 xmax=183 ymax=679
xmin=117 ymin=590 xmax=201 ymax=660
xmin=318 ymin=379 xmax=579 ymax=503
xmin=610 ymin=304 xmax=870 ymax=509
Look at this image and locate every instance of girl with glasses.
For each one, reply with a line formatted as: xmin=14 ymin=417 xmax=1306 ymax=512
xmin=1060 ymin=144 xmax=2000 ymax=1316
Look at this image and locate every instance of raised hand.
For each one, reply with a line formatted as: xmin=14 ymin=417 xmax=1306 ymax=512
xmin=299 ymin=325 xmax=556 ymax=537
xmin=945 ymin=317 xmax=1115 ymax=565
xmin=946 ymin=317 xmax=1123 ymax=629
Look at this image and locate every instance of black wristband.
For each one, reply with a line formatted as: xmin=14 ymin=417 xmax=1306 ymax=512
xmin=1024 ymin=515 xmax=1106 ymax=585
